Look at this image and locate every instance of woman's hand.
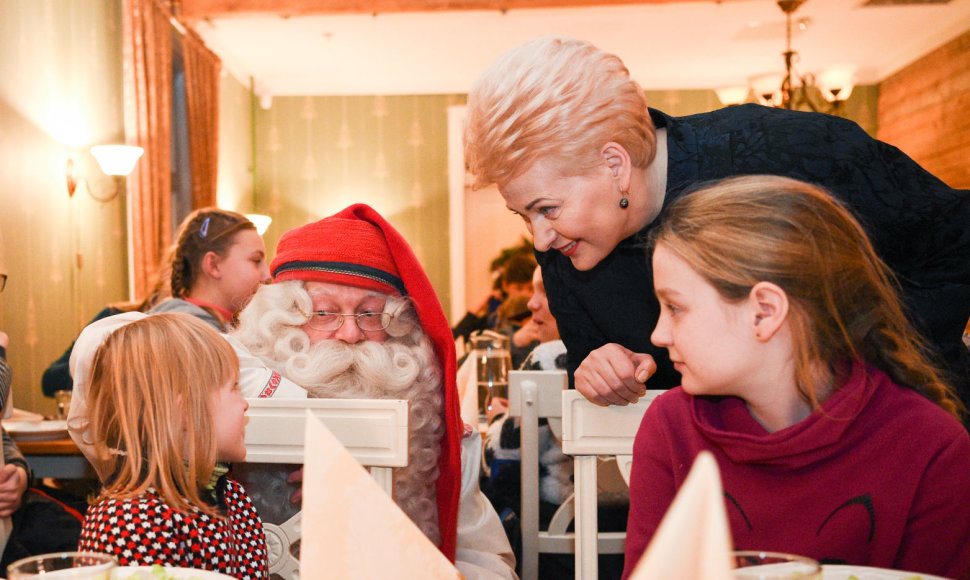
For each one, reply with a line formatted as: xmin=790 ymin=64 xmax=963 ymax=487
xmin=486 ymin=397 xmax=509 ymax=424
xmin=574 ymin=343 xmax=656 ymax=406
xmin=512 ymin=319 xmax=539 ymax=347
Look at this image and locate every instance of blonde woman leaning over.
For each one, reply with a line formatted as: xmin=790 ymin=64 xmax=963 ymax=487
xmin=77 ymin=313 xmax=268 ymax=579
xmin=623 ymin=176 xmax=970 ymax=579
xmin=150 ymin=208 xmax=271 ymax=331
xmin=464 ymin=36 xmax=970 ymax=419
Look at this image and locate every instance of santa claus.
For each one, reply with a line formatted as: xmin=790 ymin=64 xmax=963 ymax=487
xmin=232 ymin=204 xmax=516 ymax=579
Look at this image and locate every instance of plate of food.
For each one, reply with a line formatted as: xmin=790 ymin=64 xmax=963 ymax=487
xmin=823 ymin=565 xmax=948 ymax=580
xmin=4 ymin=419 xmax=69 ymax=441
xmin=113 ymin=565 xmax=236 ymax=579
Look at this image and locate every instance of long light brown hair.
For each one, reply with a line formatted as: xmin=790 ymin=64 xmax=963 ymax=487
xmin=650 ymin=175 xmax=960 ymax=418
xmin=86 ymin=313 xmax=240 ymax=516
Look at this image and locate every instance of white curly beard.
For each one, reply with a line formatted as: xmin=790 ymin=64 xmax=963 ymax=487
xmin=234 ymin=281 xmax=444 ymax=546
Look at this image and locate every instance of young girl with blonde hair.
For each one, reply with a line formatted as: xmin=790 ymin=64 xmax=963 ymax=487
xmin=623 ymin=175 xmax=970 ymax=579
xmin=77 ymin=313 xmax=267 ymax=579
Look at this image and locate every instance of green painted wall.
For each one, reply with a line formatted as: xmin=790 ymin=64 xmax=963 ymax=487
xmin=250 ymin=94 xmax=466 ymax=317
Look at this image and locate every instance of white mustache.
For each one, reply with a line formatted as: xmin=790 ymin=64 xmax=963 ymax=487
xmin=281 ymin=336 xmax=421 ymax=399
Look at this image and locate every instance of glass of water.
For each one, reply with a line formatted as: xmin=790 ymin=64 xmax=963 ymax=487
xmin=54 ymin=390 xmax=73 ymax=420
xmin=7 ymin=552 xmax=116 ymax=579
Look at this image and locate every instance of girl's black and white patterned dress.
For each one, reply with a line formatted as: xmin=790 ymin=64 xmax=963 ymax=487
xmin=79 ymin=478 xmax=268 ymax=579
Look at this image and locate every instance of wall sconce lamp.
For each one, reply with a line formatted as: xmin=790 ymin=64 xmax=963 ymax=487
xmin=66 ymin=145 xmax=145 ymax=202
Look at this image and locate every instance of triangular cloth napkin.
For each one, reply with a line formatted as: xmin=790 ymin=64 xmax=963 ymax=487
xmin=299 ymin=410 xmax=464 ymax=579
xmin=627 ymin=451 xmax=734 ymax=580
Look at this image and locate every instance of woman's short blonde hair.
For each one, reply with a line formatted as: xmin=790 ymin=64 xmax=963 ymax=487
xmin=86 ymin=312 xmax=240 ymax=516
xmin=650 ymin=175 xmax=960 ymax=418
xmin=464 ymin=36 xmax=656 ymax=189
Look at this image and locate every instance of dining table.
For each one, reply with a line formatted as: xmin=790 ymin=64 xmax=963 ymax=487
xmin=5 ymin=418 xmax=94 ymax=480
xmin=15 ymin=436 xmax=93 ymax=479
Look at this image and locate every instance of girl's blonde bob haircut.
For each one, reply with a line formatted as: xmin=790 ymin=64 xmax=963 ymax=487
xmin=86 ymin=312 xmax=240 ymax=516
xmin=650 ymin=175 xmax=960 ymax=418
xmin=464 ymin=36 xmax=656 ymax=189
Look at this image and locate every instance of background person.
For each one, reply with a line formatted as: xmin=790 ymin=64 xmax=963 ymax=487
xmin=149 ymin=208 xmax=271 ymax=331
xmin=0 ymin=269 xmax=30 ymax=522
xmin=232 ymin=204 xmax=516 ymax=580
xmin=454 ymin=243 xmax=537 ymax=344
xmin=464 ymin=36 xmax=970 ymax=417
xmin=623 ymin=176 xmax=970 ymax=579
xmin=0 ymin=314 xmax=29 ymax=523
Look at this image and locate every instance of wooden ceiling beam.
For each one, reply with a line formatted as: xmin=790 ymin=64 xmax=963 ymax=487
xmin=179 ymin=0 xmax=720 ymax=19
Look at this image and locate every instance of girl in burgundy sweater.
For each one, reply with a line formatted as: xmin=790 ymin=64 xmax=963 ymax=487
xmin=623 ymin=175 xmax=970 ymax=579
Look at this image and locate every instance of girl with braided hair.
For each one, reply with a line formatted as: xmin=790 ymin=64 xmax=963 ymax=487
xmin=150 ymin=208 xmax=271 ymax=331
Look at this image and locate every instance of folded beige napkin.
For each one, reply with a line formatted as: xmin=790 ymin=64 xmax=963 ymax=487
xmin=627 ymin=451 xmax=734 ymax=580
xmin=300 ymin=411 xmax=463 ymax=579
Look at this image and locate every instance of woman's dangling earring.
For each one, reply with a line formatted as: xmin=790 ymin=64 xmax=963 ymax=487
xmin=619 ymin=197 xmax=629 ymax=209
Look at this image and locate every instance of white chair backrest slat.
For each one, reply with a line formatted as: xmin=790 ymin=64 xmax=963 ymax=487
xmin=244 ymin=397 xmax=409 ymax=468
xmin=561 ymin=389 xmax=663 ymax=580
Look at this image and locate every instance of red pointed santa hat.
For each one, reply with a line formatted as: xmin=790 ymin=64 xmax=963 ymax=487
xmin=270 ymin=204 xmax=462 ymax=562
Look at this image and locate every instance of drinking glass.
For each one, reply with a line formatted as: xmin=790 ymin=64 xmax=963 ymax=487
xmin=7 ymin=552 xmax=116 ymax=579
xmin=732 ymin=551 xmax=821 ymax=580
xmin=470 ymin=331 xmax=511 ymax=416
xmin=54 ymin=390 xmax=73 ymax=420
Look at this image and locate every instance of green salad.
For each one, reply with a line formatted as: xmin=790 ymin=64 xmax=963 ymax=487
xmin=116 ymin=565 xmax=205 ymax=580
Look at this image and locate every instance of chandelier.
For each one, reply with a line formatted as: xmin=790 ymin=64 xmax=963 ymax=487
xmin=717 ymin=0 xmax=857 ymax=114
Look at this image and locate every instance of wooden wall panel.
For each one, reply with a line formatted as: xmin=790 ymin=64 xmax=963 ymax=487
xmin=878 ymin=30 xmax=970 ymax=189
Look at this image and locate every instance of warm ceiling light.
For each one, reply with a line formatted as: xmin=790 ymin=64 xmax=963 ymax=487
xmin=714 ymin=86 xmax=750 ymax=107
xmin=816 ymin=63 xmax=858 ymax=103
xmin=749 ymin=73 xmax=785 ymax=107
xmin=246 ymin=213 xmax=272 ymax=235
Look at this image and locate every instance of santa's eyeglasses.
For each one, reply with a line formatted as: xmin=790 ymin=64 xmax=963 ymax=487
xmin=305 ymin=311 xmax=392 ymax=332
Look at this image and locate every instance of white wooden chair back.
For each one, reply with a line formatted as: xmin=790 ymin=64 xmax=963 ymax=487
xmin=561 ymin=389 xmax=663 ymax=580
xmin=509 ymin=370 xmax=569 ymax=580
xmin=510 ymin=370 xmax=631 ymax=580
xmin=243 ymin=397 xmax=410 ymax=578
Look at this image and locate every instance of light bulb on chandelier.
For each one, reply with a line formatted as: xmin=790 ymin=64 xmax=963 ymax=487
xmin=718 ymin=0 xmax=856 ymax=113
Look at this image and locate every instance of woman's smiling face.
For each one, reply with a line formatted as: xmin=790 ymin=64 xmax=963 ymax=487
xmin=500 ymin=158 xmax=632 ymax=272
